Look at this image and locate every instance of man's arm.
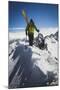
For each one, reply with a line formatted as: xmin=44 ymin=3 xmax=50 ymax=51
xmin=25 ymin=24 xmax=29 ymax=35
xmin=33 ymin=23 xmax=39 ymax=32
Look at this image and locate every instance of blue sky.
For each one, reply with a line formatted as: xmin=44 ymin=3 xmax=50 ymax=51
xmin=9 ymin=1 xmax=58 ymax=31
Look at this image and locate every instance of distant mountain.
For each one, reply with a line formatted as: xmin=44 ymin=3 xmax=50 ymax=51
xmin=45 ymin=31 xmax=58 ymax=41
xmin=54 ymin=31 xmax=58 ymax=41
xmin=34 ymin=31 xmax=58 ymax=50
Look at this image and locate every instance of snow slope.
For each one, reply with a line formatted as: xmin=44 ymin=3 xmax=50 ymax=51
xmin=8 ymin=29 xmax=58 ymax=88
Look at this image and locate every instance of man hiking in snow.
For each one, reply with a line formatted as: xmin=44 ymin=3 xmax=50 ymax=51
xmin=21 ymin=10 xmax=39 ymax=46
xmin=25 ymin=19 xmax=39 ymax=46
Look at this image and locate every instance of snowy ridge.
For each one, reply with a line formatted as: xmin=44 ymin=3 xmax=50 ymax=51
xmin=9 ymin=30 xmax=58 ymax=88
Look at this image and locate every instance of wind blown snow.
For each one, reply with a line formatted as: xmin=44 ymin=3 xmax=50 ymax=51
xmin=9 ymin=28 xmax=58 ymax=88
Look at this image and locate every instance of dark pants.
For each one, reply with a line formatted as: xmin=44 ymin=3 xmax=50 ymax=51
xmin=28 ymin=33 xmax=34 ymax=46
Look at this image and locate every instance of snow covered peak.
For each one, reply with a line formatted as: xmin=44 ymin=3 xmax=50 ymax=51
xmin=9 ymin=30 xmax=58 ymax=88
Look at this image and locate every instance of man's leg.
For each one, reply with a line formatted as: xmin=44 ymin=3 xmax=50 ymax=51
xmin=31 ymin=34 xmax=34 ymax=46
xmin=29 ymin=34 xmax=34 ymax=46
xmin=28 ymin=34 xmax=31 ymax=46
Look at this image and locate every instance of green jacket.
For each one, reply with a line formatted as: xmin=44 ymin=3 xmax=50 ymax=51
xmin=25 ymin=23 xmax=39 ymax=35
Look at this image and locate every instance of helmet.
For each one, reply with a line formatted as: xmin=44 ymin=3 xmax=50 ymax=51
xmin=30 ymin=19 xmax=34 ymax=24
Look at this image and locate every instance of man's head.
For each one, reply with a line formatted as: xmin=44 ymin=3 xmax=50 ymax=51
xmin=30 ymin=19 xmax=34 ymax=26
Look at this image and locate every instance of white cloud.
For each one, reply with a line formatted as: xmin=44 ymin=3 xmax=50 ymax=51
xmin=9 ymin=27 xmax=25 ymax=31
xmin=9 ymin=27 xmax=58 ymax=39
xmin=39 ymin=27 xmax=58 ymax=36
